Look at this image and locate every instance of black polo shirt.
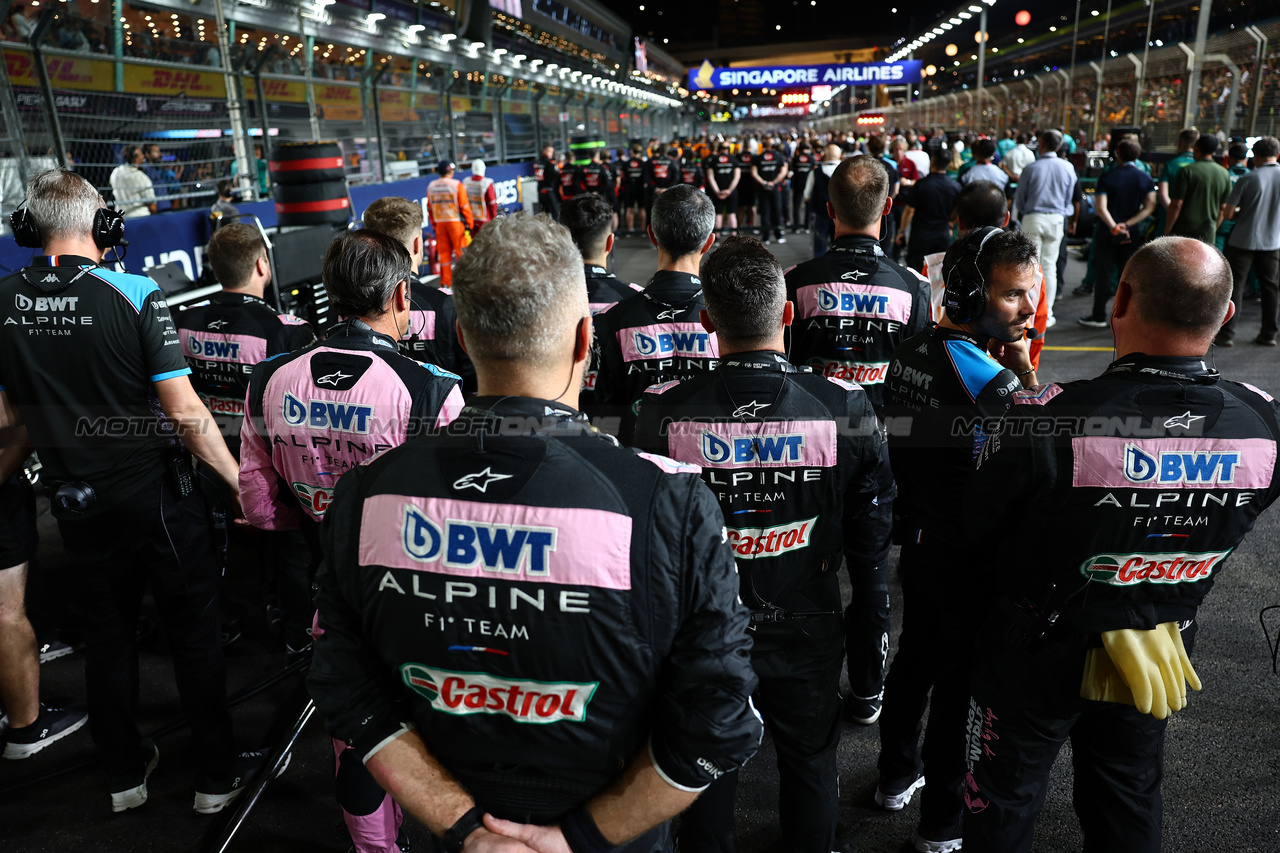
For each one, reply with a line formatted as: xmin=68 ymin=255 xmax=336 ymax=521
xmin=0 ymin=255 xmax=192 ymax=510
xmin=1095 ymin=162 xmax=1156 ymax=223
xmin=906 ymin=172 xmax=961 ymax=241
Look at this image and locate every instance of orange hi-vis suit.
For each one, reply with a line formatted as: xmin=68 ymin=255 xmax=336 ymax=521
xmin=426 ymin=176 xmax=473 ymax=286
xmin=463 ymin=176 xmax=498 ymax=231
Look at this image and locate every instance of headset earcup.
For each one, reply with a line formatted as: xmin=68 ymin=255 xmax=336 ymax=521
xmin=93 ymin=207 xmax=126 ymax=249
xmin=10 ymin=206 xmax=42 ymax=248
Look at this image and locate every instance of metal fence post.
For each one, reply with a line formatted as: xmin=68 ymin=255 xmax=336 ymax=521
xmin=212 ymin=0 xmax=254 ymax=196
xmin=367 ymin=64 xmax=389 ymax=182
xmin=27 ymin=9 xmax=70 ymax=169
xmin=0 ymin=0 xmax=31 ymax=186
xmin=1246 ymin=26 xmax=1267 ymax=136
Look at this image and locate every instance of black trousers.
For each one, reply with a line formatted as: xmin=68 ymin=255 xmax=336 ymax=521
xmin=877 ymin=540 xmax=983 ymax=837
xmin=677 ymin=615 xmax=844 ymax=853
xmin=962 ymin=619 xmax=1196 ymax=853
xmin=844 ymin=493 xmax=893 ymax=702
xmin=792 ymin=184 xmax=809 ymax=231
xmin=58 ymin=477 xmax=233 ymax=786
xmin=757 ymin=186 xmax=784 ymax=241
xmin=538 ymin=190 xmax=560 ymax=220
xmin=1222 ymin=244 xmax=1280 ymax=340
xmin=1091 ymin=229 xmax=1141 ymax=320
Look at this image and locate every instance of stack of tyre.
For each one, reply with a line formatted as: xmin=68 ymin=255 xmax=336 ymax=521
xmin=269 ymin=141 xmax=352 ymax=227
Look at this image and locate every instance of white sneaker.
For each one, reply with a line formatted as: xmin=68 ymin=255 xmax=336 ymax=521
xmin=912 ymin=829 xmax=962 ymax=852
xmin=875 ymin=773 xmax=925 ymax=810
xmin=111 ymin=739 xmax=159 ymax=813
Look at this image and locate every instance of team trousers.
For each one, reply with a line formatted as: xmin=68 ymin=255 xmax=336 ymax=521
xmin=757 ymin=186 xmax=784 ymax=242
xmin=677 ymin=615 xmax=844 ymax=853
xmin=58 ymin=477 xmax=233 ymax=786
xmin=877 ymin=539 xmax=984 ymax=838
xmin=962 ymin=618 xmax=1196 ymax=853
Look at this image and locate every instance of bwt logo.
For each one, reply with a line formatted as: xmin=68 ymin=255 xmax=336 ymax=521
xmin=494 ymin=178 xmax=519 ymax=206
xmin=187 ymin=335 xmax=240 ymax=360
xmin=633 ymin=329 xmax=713 ymax=358
xmin=281 ymin=392 xmax=373 ymax=434
xmin=815 ymin=288 xmax=890 ymax=315
xmin=1123 ymin=444 xmax=1240 ymax=486
xmin=15 ymin=294 xmax=78 ymax=311
xmin=402 ymin=505 xmax=557 ymax=576
xmin=701 ymin=431 xmax=804 ymax=464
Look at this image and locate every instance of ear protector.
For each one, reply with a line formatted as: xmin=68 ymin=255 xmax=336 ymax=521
xmin=10 ymin=199 xmax=126 ymax=250
xmin=943 ymin=225 xmax=1002 ymax=325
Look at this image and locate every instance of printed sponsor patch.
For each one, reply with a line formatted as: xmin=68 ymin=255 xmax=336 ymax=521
xmin=1078 ymin=550 xmax=1230 ymax=586
xmin=1072 ymin=437 xmax=1276 ymax=489
xmin=795 ymin=282 xmax=913 ymax=322
xmin=618 ymin=323 xmax=719 ymax=362
xmin=666 ymin=420 xmax=838 ymax=469
xmin=400 ymin=664 xmax=597 ymax=724
xmin=725 ymin=516 xmax=817 ymax=559
xmin=358 ymin=495 xmax=632 ymax=590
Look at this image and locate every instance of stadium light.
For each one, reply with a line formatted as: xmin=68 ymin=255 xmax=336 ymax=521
xmin=887 ymin=0 xmax=996 ymax=61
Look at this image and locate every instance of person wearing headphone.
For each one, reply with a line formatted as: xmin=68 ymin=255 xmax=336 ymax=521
xmin=0 ymin=169 xmax=251 ymax=813
xmin=239 ymin=230 xmax=463 ymax=853
xmin=633 ymin=236 xmax=892 ymax=853
xmin=362 ymin=195 xmax=475 ymax=394
xmin=876 ymin=226 xmax=1040 ymax=853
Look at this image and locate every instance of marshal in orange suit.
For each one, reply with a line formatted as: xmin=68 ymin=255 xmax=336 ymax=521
xmin=426 ymin=160 xmax=474 ymax=287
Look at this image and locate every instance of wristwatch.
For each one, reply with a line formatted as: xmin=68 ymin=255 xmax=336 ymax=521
xmin=442 ymin=806 xmax=486 ymax=853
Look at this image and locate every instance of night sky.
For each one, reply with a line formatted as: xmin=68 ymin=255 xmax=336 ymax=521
xmin=615 ymin=0 xmax=1097 ymax=67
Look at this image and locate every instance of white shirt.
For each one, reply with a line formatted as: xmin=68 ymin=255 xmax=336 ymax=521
xmin=109 ymin=164 xmax=155 ymax=218
xmin=904 ymin=149 xmax=931 ymax=177
xmin=1004 ymin=144 xmax=1036 ymax=179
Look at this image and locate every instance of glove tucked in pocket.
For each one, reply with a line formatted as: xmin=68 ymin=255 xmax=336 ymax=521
xmin=1080 ymin=622 xmax=1202 ymax=720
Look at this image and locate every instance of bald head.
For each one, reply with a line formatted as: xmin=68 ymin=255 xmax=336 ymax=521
xmin=1122 ymin=237 xmax=1232 ymax=336
xmin=823 ymin=144 xmax=843 ymax=162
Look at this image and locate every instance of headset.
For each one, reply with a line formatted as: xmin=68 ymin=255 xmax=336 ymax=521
xmin=10 ymin=197 xmax=127 ymax=251
xmin=943 ymin=225 xmax=1002 ymax=325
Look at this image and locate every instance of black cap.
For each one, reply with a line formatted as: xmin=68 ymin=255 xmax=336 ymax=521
xmin=437 ymin=160 xmax=455 ymax=174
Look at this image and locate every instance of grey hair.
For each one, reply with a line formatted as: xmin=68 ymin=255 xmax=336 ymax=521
xmin=24 ymin=169 xmax=100 ymax=243
xmin=650 ymin=184 xmax=715 ymax=258
xmin=451 ymin=213 xmax=588 ymax=365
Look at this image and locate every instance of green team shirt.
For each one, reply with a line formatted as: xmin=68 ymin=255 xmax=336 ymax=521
xmin=1169 ymin=159 xmax=1233 ymax=243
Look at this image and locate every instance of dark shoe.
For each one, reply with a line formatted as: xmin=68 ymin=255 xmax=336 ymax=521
xmin=844 ymin=693 xmax=882 ymax=725
xmin=110 ymin=738 xmax=159 ymax=813
xmin=1077 ymin=315 xmax=1109 ymax=329
xmin=912 ymin=828 xmax=962 ymax=853
xmin=874 ymin=772 xmax=925 ymax=811
xmin=264 ymin=604 xmax=283 ymax=637
xmin=38 ymin=638 xmax=75 ymax=663
xmin=194 ymin=749 xmax=291 ymax=814
xmin=3 ymin=703 xmax=89 ymax=759
xmin=1256 ymin=333 xmax=1278 ymax=347
xmin=1214 ymin=333 xmax=1235 ymax=348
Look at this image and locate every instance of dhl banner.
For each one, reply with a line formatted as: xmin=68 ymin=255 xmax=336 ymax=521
xmin=451 ymin=96 xmax=472 ymax=112
xmin=2 ymin=48 xmax=114 ymax=92
xmin=246 ymin=77 xmax=308 ymax=103
xmin=378 ymin=89 xmax=417 ymax=122
xmin=415 ymin=91 xmax=441 ymax=111
xmin=506 ymin=100 xmax=530 ymax=114
xmin=314 ymin=83 xmax=362 ymax=121
xmin=123 ymin=64 xmax=226 ymax=98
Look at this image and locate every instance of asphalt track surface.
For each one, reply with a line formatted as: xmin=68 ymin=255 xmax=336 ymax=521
xmin=1 ymin=232 xmax=1277 ymax=852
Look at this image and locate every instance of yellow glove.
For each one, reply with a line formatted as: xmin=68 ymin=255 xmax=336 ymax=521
xmin=1081 ymin=623 xmax=1202 ymax=720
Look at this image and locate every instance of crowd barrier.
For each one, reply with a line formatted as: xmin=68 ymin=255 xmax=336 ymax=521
xmin=0 ymin=161 xmax=534 ymax=281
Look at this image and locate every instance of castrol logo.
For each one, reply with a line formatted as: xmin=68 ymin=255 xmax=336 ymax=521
xmin=400 ymin=664 xmax=598 ymax=724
